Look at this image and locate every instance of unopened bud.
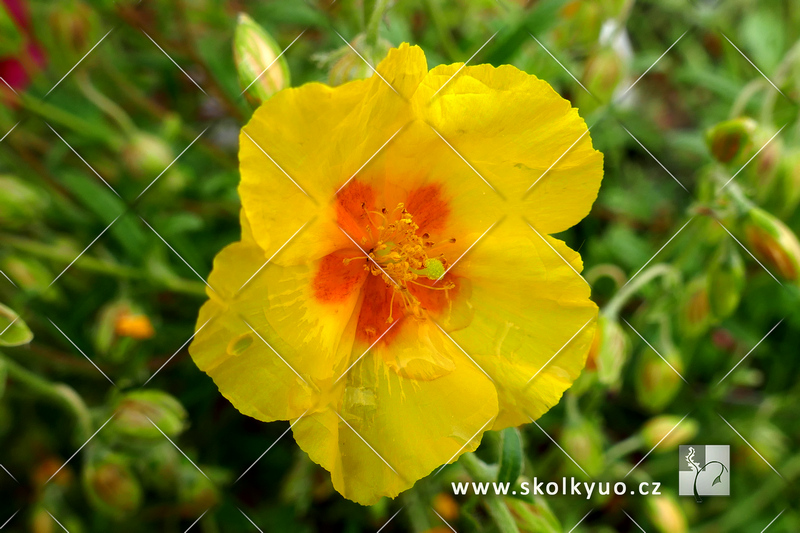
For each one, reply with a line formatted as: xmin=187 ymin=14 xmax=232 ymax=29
xmin=635 ymin=347 xmax=684 ymax=412
xmin=121 ymin=132 xmax=174 ymax=179
xmin=705 ymin=117 xmax=757 ymax=164
xmin=114 ymin=311 xmax=154 ymax=340
xmin=743 ymin=207 xmax=800 ymax=282
xmin=562 ymin=408 xmax=605 ymax=477
xmin=680 ymin=277 xmax=713 ymax=338
xmin=641 ymin=416 xmax=699 ymax=451
xmin=747 ymin=130 xmax=783 ymax=200
xmin=177 ymin=463 xmax=220 ymax=516
xmin=324 ymin=34 xmax=392 ymax=86
xmin=772 ymin=150 xmax=800 ymax=216
xmin=432 ymin=493 xmax=459 ymax=521
xmin=582 ymin=47 xmax=623 ymax=103
xmin=593 ymin=314 xmax=630 ymax=388
xmin=742 ymin=422 xmax=787 ymax=474
xmin=108 ymin=390 xmax=187 ymax=446
xmin=551 ymin=1 xmax=603 ymax=50
xmin=1 ymin=256 xmax=53 ymax=295
xmin=83 ymin=451 xmax=143 ymax=518
xmin=136 ymin=442 xmax=180 ymax=494
xmin=234 ymin=13 xmax=289 ymax=103
xmin=708 ymin=243 xmax=745 ymax=319
xmin=0 ymin=175 xmax=48 ymax=229
xmin=505 ymin=497 xmax=561 ymax=532
xmin=644 ymin=493 xmax=688 ymax=533
xmin=95 ymin=301 xmax=155 ymax=362
xmin=48 ymin=1 xmax=99 ymax=62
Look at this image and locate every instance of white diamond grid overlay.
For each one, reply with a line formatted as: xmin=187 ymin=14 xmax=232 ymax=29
xmin=0 ymin=2 xmax=796 ymax=531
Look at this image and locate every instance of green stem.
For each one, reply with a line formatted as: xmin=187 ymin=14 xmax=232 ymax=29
xmin=460 ymin=453 xmax=519 ymax=532
xmin=365 ymin=0 xmax=391 ymax=47
xmin=605 ymin=434 xmax=643 ymax=464
xmin=1 ymin=352 xmax=92 ymax=443
xmin=484 ymin=495 xmax=521 ymax=533
xmin=401 ymin=485 xmax=431 ymax=533
xmin=729 ymin=79 xmax=765 ymax=119
xmin=75 ymin=71 xmax=136 ymax=134
xmin=603 ymin=264 xmax=679 ymax=318
xmin=584 ymin=264 xmax=627 ymax=290
xmin=459 ymin=452 xmax=496 ymax=480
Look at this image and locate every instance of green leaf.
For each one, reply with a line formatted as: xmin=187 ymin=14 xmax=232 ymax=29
xmin=497 ymin=427 xmax=523 ymax=485
xmin=713 ymin=473 xmax=723 ymax=486
xmin=0 ymin=303 xmax=34 ymax=347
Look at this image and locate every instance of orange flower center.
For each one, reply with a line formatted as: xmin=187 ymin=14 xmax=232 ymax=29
xmin=345 ymin=202 xmax=456 ymax=324
xmin=313 ymin=180 xmax=463 ymax=345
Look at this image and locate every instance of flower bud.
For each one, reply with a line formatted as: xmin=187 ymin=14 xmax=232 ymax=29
xmin=121 ymin=131 xmax=174 ymax=179
xmin=593 ymin=314 xmax=631 ymax=388
xmin=772 ymin=150 xmax=800 ymax=216
xmin=324 ymin=34 xmax=392 ymax=87
xmin=432 ymin=493 xmax=459 ymax=521
xmin=94 ymin=301 xmax=154 ymax=363
xmin=679 ymin=277 xmax=713 ymax=338
xmin=740 ymin=422 xmax=787 ymax=474
xmin=641 ymin=415 xmax=699 ymax=451
xmin=107 ymin=390 xmax=187 ymax=446
xmin=742 ymin=207 xmax=800 ymax=283
xmin=644 ymin=493 xmax=688 ymax=533
xmin=136 ymin=442 xmax=180 ymax=494
xmin=114 ymin=311 xmax=154 ymax=340
xmin=0 ymin=175 xmax=49 ymax=229
xmin=48 ymin=0 xmax=99 ymax=63
xmin=177 ymin=463 xmax=220 ymax=516
xmin=708 ymin=243 xmax=745 ymax=319
xmin=233 ymin=13 xmax=290 ymax=104
xmin=0 ymin=303 xmax=33 ymax=347
xmin=505 ymin=498 xmax=562 ymax=533
xmin=551 ymin=1 xmax=603 ymax=50
xmin=1 ymin=256 xmax=54 ymax=296
xmin=705 ymin=117 xmax=757 ymax=164
xmin=581 ymin=47 xmax=623 ymax=104
xmin=83 ymin=451 xmax=143 ymax=518
xmin=635 ymin=347 xmax=683 ymax=412
xmin=561 ymin=407 xmax=605 ymax=477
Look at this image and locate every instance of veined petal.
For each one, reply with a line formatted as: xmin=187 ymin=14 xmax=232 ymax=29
xmin=189 ymin=216 xmax=368 ymax=421
xmin=413 ymin=63 xmax=603 ymax=234
xmin=292 ymin=329 xmax=498 ymax=505
xmin=449 ymin=223 xmax=598 ymax=429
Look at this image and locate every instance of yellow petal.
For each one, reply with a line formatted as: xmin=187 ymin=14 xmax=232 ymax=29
xmin=413 ymin=63 xmax=603 ymax=234
xmin=449 ymin=222 xmax=597 ymax=429
xmin=239 ymin=44 xmax=428 ymax=262
xmin=292 ymin=324 xmax=497 ymax=505
xmin=189 ymin=226 xmax=368 ymax=421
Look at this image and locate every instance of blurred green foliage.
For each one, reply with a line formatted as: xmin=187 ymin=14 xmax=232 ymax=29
xmin=1 ymin=0 xmax=800 ymax=531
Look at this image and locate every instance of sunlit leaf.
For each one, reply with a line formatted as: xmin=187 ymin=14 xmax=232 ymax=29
xmin=0 ymin=303 xmax=33 ymax=347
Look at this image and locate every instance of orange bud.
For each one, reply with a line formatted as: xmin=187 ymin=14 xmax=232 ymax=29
xmin=432 ymin=493 xmax=459 ymax=521
xmin=742 ymin=208 xmax=800 ymax=282
xmin=114 ymin=311 xmax=155 ymax=340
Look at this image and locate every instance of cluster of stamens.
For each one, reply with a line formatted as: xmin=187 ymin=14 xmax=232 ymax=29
xmin=344 ymin=203 xmax=456 ymax=323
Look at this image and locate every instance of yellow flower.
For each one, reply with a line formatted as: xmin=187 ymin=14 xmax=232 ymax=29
xmin=189 ymin=44 xmax=602 ymax=505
